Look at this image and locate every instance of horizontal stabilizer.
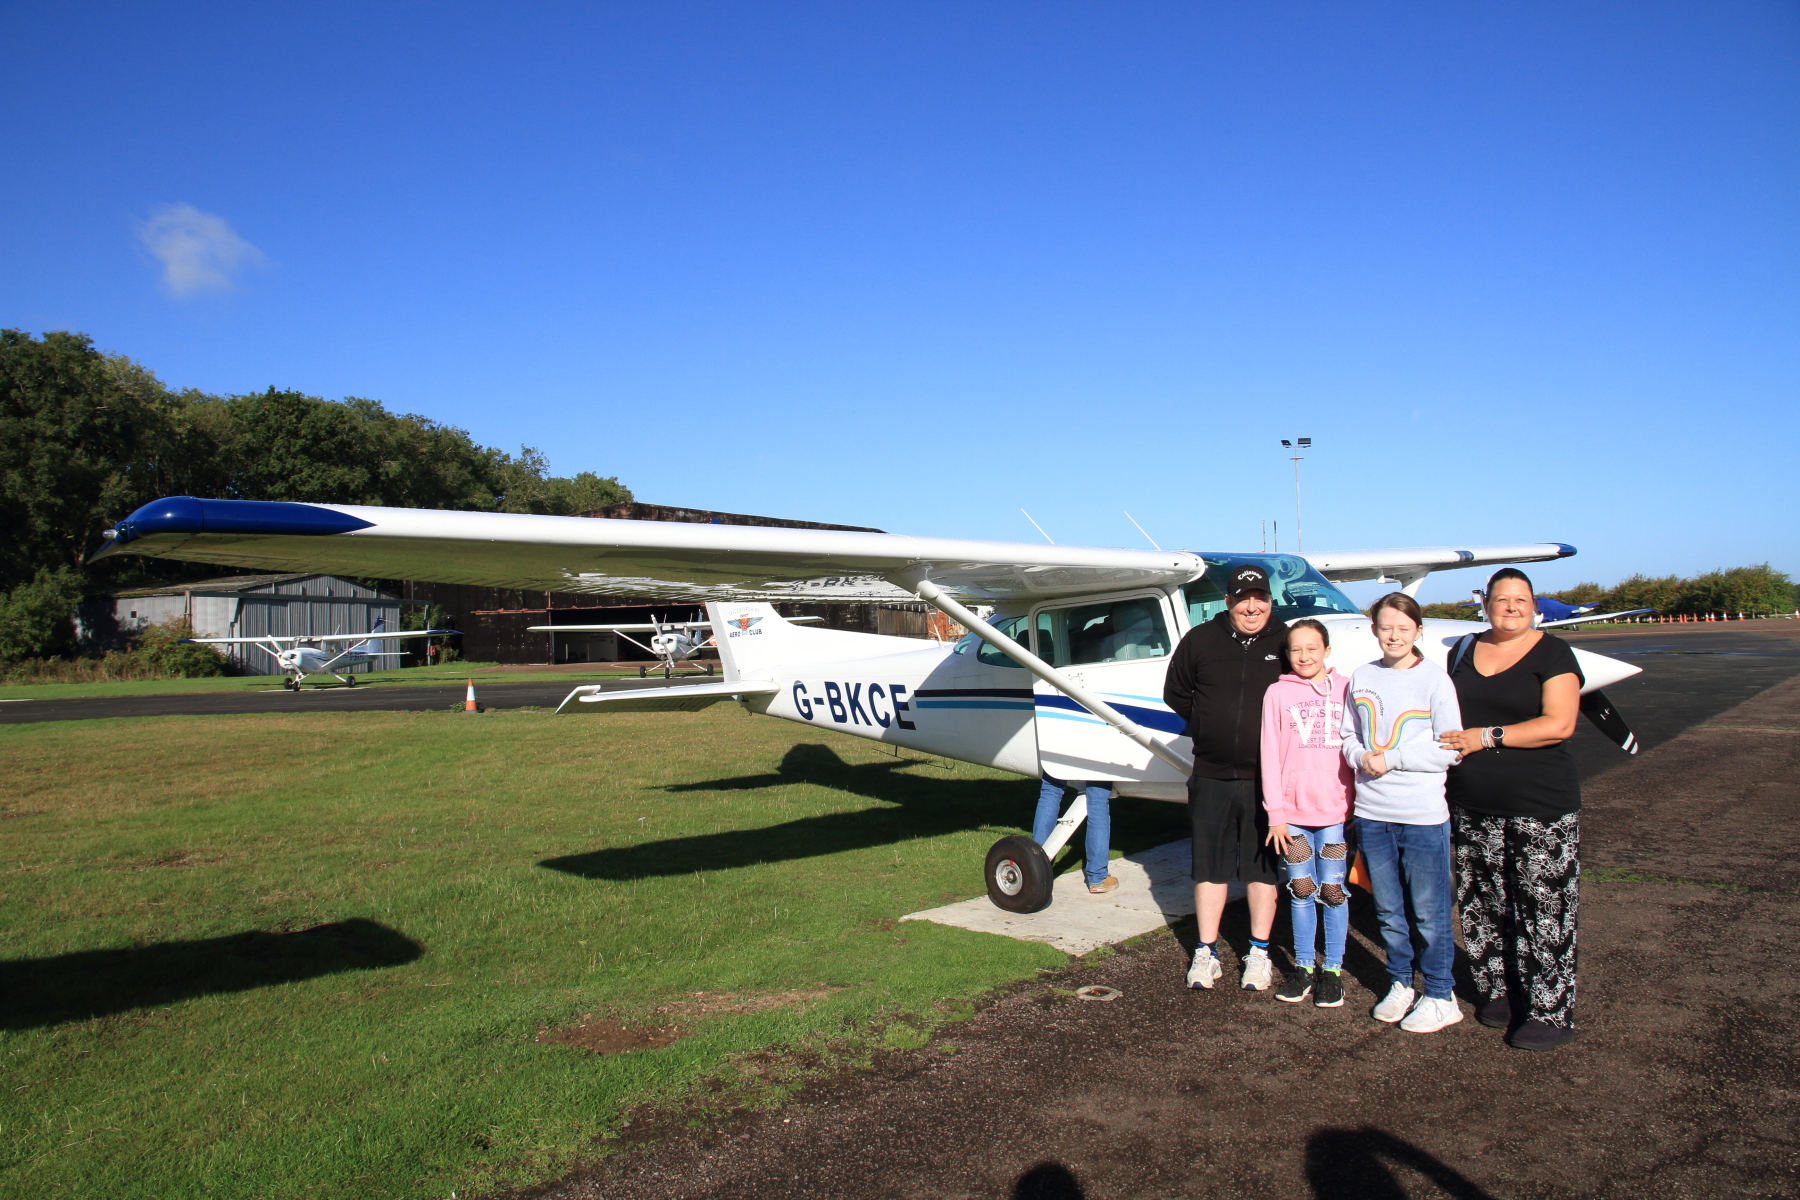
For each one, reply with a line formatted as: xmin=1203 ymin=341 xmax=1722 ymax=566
xmin=554 ymin=680 xmax=781 ymax=714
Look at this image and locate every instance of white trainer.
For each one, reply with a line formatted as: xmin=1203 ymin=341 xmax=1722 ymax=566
xmin=1371 ymin=981 xmax=1417 ymax=1023
xmin=1240 ymin=946 xmax=1274 ymax=991
xmin=1400 ymin=995 xmax=1464 ymax=1033
xmin=1187 ymin=946 xmax=1222 ymax=990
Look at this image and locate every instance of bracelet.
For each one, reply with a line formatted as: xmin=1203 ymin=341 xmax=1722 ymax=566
xmin=1479 ymin=727 xmax=1494 ymax=750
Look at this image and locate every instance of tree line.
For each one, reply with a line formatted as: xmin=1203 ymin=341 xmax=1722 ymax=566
xmin=1422 ymin=562 xmax=1796 ymax=621
xmin=0 ymin=329 xmax=631 ymax=660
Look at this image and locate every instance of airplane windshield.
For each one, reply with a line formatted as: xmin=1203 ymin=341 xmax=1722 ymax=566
xmin=1182 ymin=554 xmax=1364 ymax=628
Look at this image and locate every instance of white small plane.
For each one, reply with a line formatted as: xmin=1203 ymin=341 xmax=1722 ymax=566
xmin=525 ymin=612 xmax=823 ymax=678
xmin=97 ymin=496 xmax=1643 ymax=911
xmin=181 ymin=616 xmax=455 ymax=690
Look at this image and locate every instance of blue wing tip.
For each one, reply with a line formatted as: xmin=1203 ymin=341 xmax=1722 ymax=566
xmin=105 ymin=497 xmax=376 ymax=548
xmin=1554 ymin=543 xmax=1577 ymax=558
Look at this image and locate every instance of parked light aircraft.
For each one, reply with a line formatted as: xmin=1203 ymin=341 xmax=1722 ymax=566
xmin=181 ymin=616 xmax=455 ymax=689
xmin=525 ymin=612 xmax=823 ymax=677
xmin=1461 ymin=590 xmax=1655 ymax=629
xmin=96 ymin=496 xmax=1643 ymax=911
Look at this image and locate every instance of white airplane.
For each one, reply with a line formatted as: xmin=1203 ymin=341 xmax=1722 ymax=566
xmin=97 ymin=496 xmax=1643 ymax=910
xmin=181 ymin=616 xmax=456 ymax=690
xmin=525 ymin=611 xmax=823 ymax=678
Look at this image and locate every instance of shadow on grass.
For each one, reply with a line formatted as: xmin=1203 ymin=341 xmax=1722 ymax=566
xmin=1305 ymin=1126 xmax=1497 ymax=1199
xmin=541 ymin=743 xmax=1034 ymax=880
xmin=0 ymin=919 xmax=423 ymax=1030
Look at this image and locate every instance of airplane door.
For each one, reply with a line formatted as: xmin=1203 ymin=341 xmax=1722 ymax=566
xmin=1031 ymin=592 xmax=1189 ymax=783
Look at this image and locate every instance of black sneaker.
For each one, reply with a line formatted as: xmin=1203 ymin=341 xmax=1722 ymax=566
xmin=1476 ymin=994 xmax=1512 ymax=1029
xmin=1274 ymin=967 xmax=1314 ymax=1003
xmin=1507 ymin=1019 xmax=1577 ymax=1051
xmin=1312 ymin=969 xmax=1345 ymax=1008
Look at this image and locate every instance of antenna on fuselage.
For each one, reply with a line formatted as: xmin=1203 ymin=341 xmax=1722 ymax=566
xmin=1020 ymin=509 xmax=1056 ymax=545
xmin=1123 ymin=511 xmax=1161 ymax=551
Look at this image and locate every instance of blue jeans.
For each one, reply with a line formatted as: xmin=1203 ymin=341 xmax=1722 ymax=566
xmin=1033 ymin=775 xmax=1113 ymax=887
xmin=1358 ymin=818 xmax=1455 ymax=1000
xmin=1284 ymin=822 xmax=1349 ymax=970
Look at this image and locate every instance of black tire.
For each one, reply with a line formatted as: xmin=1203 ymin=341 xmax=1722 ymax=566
xmin=346 ymin=676 xmax=357 ymax=687
xmin=985 ymin=835 xmax=1054 ymax=913
xmin=639 ymin=665 xmax=647 ymax=678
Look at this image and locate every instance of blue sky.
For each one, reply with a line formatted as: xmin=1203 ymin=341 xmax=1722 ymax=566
xmin=3 ymin=2 xmax=1795 ymax=601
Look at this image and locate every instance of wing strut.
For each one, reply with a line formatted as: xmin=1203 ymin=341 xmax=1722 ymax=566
xmin=912 ymin=580 xmax=1194 ymax=778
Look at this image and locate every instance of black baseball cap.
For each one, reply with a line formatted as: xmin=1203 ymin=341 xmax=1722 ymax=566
xmin=1225 ymin=563 xmax=1271 ymax=597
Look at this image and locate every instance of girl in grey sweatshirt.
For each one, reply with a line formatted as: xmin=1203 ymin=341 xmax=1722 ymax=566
xmin=1338 ymin=593 xmax=1465 ymax=1033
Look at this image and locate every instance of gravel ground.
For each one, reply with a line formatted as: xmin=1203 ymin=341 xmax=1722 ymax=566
xmin=535 ymin=637 xmax=1800 ymax=1200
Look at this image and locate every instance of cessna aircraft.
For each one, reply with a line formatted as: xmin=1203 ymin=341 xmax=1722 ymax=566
xmin=181 ymin=616 xmax=455 ymax=689
xmin=1461 ymin=590 xmax=1655 ymax=628
xmin=96 ymin=496 xmax=1643 ymax=911
xmin=525 ymin=611 xmax=823 ymax=677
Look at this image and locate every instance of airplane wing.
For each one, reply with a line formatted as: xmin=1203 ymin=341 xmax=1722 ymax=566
xmin=1304 ymin=544 xmax=1576 ymax=587
xmin=94 ymin=496 xmax=1575 ymax=604
xmin=523 ymin=617 xmax=823 ymax=633
xmin=179 ymin=629 xmax=455 ymax=646
xmin=554 ymin=680 xmax=782 ymax=714
xmin=1537 ymin=608 xmax=1654 ymax=630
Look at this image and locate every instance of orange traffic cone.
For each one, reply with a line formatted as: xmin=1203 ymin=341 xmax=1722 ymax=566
xmin=465 ymin=679 xmax=478 ymax=712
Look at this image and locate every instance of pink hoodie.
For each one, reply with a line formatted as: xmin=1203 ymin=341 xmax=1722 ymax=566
xmin=1260 ymin=669 xmax=1355 ymax=829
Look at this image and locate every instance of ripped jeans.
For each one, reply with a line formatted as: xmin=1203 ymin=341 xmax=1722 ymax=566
xmin=1283 ymin=821 xmax=1350 ymax=970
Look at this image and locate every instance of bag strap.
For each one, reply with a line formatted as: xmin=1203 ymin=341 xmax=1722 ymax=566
xmin=1448 ymin=633 xmax=1477 ymax=677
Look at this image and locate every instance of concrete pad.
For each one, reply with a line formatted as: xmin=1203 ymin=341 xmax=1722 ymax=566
xmin=901 ymin=838 xmax=1209 ymax=955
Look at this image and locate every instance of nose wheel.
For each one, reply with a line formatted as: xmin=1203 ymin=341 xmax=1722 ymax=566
xmin=985 ymin=835 xmax=1053 ymax=913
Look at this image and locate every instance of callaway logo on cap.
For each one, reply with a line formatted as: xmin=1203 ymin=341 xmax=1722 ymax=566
xmin=1225 ymin=562 xmax=1271 ymax=597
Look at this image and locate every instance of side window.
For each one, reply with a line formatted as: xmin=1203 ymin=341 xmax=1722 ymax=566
xmin=975 ymin=615 xmax=1029 ymax=668
xmin=1034 ymin=596 xmax=1171 ymax=667
xmin=951 ymin=632 xmax=978 ymax=655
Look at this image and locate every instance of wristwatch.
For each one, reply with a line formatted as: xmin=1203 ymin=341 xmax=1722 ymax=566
xmin=1490 ymin=726 xmax=1506 ymax=748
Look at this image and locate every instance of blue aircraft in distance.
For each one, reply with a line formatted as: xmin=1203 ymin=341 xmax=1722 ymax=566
xmin=1461 ymin=591 xmax=1654 ymax=629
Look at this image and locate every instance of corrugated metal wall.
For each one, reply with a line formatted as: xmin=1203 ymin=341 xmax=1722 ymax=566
xmin=109 ymin=576 xmax=402 ymax=675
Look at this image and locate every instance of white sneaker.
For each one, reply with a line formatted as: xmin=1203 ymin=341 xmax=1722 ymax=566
xmin=1371 ymin=981 xmax=1417 ymax=1023
xmin=1187 ymin=946 xmax=1222 ymax=990
xmin=1400 ymin=995 xmax=1464 ymax=1033
xmin=1240 ymin=946 xmax=1273 ymax=991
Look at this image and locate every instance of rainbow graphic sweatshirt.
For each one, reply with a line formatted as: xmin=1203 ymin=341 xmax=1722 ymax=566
xmin=1339 ymin=659 xmax=1464 ymax=825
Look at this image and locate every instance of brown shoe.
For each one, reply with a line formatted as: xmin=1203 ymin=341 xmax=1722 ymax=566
xmin=1088 ymin=875 xmax=1119 ymax=894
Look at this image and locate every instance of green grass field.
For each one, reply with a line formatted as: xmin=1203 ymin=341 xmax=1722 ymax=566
xmin=0 ymin=706 xmax=1185 ymax=1199
xmin=0 ymin=662 xmax=654 ymax=700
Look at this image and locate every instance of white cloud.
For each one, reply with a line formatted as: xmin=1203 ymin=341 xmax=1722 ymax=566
xmin=137 ymin=203 xmax=267 ymax=297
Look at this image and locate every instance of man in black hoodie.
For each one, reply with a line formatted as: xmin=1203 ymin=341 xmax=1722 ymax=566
xmin=1163 ymin=562 xmax=1289 ymax=991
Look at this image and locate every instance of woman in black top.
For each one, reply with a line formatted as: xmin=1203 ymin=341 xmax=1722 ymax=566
xmin=1440 ymin=568 xmax=1585 ymax=1052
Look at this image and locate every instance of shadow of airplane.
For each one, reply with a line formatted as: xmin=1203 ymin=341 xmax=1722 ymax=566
xmin=1306 ymin=1126 xmax=1498 ymax=1199
xmin=541 ymin=743 xmax=1036 ymax=881
xmin=0 ymin=918 xmax=423 ymax=1030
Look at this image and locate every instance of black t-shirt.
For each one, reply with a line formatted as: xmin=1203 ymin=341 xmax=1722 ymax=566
xmin=1445 ymin=633 xmax=1585 ymax=820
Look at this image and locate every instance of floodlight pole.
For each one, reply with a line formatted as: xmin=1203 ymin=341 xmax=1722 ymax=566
xmin=1281 ymin=437 xmax=1312 ymax=552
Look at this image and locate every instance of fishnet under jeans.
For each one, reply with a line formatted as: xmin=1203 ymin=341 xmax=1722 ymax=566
xmin=1453 ymin=808 xmax=1580 ymax=1029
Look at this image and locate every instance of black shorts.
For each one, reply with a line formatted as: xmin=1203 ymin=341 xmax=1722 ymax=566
xmin=1188 ymin=775 xmax=1280 ymax=886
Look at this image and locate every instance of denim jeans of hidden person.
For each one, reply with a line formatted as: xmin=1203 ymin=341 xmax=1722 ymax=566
xmin=1357 ymin=818 xmax=1455 ymax=1000
xmin=1284 ymin=821 xmax=1350 ymax=970
xmin=1033 ymin=775 xmax=1113 ymax=887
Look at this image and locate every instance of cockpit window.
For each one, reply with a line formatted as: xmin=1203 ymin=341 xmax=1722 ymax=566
xmin=1182 ymin=554 xmax=1364 ymax=628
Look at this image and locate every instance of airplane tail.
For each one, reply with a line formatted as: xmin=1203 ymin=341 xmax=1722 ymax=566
xmin=345 ymin=617 xmax=388 ymax=653
xmin=706 ymin=602 xmax=937 ymax=680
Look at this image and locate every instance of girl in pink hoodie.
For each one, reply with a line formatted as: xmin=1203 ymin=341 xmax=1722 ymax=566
xmin=1260 ymin=618 xmax=1357 ymax=1008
